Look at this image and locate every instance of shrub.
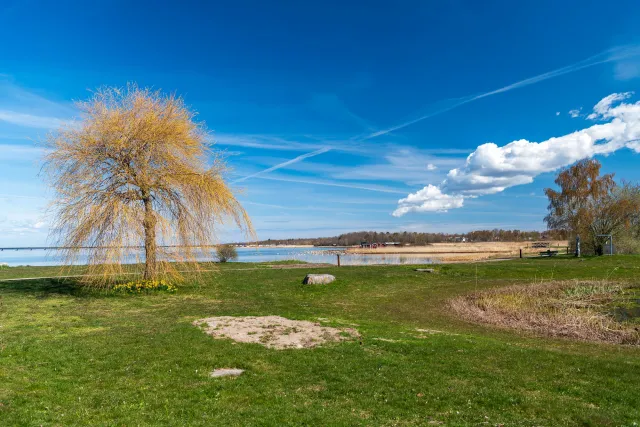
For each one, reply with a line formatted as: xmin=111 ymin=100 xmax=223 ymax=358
xmin=216 ymin=245 xmax=238 ymax=263
xmin=613 ymin=234 xmax=640 ymax=254
xmin=112 ymin=279 xmax=177 ymax=294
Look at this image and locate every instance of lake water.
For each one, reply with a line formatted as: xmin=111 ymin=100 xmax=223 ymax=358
xmin=0 ymin=247 xmax=437 ymax=267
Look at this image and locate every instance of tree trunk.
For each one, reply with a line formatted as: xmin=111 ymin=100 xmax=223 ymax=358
xmin=143 ymin=196 xmax=157 ymax=280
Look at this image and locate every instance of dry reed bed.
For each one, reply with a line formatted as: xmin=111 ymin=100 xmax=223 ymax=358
xmin=451 ymin=280 xmax=640 ymax=345
xmin=347 ymin=241 xmax=569 ymax=262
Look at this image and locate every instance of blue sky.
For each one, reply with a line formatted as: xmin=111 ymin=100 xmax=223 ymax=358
xmin=2 ymin=0 xmax=640 ymax=245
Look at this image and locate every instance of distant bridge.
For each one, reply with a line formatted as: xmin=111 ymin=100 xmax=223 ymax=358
xmin=0 ymin=247 xmax=55 ymax=251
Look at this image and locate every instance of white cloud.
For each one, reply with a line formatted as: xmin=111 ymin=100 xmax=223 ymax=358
xmin=392 ymin=185 xmax=465 ymax=216
xmin=0 ymin=143 xmax=44 ymax=154
xmin=0 ymin=79 xmax=74 ymax=130
xmin=0 ymin=110 xmax=65 ymax=129
xmin=213 ymin=134 xmax=326 ymax=152
xmin=0 ymin=143 xmax=47 ymax=161
xmin=260 ymin=175 xmax=408 ymax=194
xmin=0 ymin=219 xmax=48 ymax=235
xmin=393 ymin=93 xmax=640 ymax=216
xmin=331 ymin=148 xmax=459 ymax=183
xmin=568 ymin=108 xmax=582 ymax=118
xmin=587 ymin=92 xmax=633 ymax=119
xmin=238 ymin=146 xmax=463 ymax=186
xmin=239 ymin=45 xmax=640 ymax=181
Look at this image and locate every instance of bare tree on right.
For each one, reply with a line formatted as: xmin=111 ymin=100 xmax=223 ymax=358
xmin=545 ymin=159 xmax=640 ymax=255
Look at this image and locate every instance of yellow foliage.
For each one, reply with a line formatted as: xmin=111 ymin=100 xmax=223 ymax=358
xmin=44 ymin=84 xmax=253 ymax=285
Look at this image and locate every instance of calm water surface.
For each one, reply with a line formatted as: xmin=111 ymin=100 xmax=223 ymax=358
xmin=0 ymin=247 xmax=437 ymax=266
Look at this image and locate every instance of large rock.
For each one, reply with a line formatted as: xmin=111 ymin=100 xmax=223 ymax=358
xmin=303 ymin=274 xmax=336 ymax=285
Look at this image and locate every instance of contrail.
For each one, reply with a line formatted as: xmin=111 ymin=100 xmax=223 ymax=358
xmin=360 ymin=97 xmax=475 ymax=140
xmin=260 ymin=176 xmax=408 ymax=194
xmin=234 ymin=45 xmax=640 ymax=180
xmin=360 ymin=45 xmax=640 ymax=141
xmin=232 ymin=147 xmax=332 ymax=183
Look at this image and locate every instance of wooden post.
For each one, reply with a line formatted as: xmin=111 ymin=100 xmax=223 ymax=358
xmin=337 ymin=254 xmax=341 ymax=267
xmin=610 ymin=237 xmax=613 ymax=256
xmin=519 ymin=248 xmax=522 ymax=258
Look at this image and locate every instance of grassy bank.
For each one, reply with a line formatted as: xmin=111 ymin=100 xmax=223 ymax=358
xmin=1 ymin=256 xmax=639 ymax=425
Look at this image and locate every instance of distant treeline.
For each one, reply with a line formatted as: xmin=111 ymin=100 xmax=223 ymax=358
xmin=242 ymin=229 xmax=569 ymax=246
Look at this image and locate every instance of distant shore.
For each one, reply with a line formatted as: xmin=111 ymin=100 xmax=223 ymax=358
xmin=346 ymin=241 xmax=569 ymax=262
xmin=239 ymin=244 xmax=316 ymax=248
xmin=240 ymin=244 xmax=350 ymax=249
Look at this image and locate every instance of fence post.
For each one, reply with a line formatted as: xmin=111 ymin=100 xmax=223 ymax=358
xmin=337 ymin=254 xmax=341 ymax=267
xmin=610 ymin=237 xmax=613 ymax=256
xmin=519 ymin=248 xmax=522 ymax=258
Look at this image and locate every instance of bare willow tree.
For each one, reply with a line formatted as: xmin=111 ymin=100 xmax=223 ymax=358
xmin=44 ymin=85 xmax=253 ymax=283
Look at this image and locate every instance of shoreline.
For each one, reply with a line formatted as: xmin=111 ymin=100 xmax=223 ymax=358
xmin=0 ymin=242 xmax=569 ymax=267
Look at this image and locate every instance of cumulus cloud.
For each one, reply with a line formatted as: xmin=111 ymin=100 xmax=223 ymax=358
xmin=392 ymin=185 xmax=464 ymax=216
xmin=393 ymin=93 xmax=640 ymax=216
xmin=426 ymin=163 xmax=437 ymax=171
xmin=587 ymin=92 xmax=633 ymax=119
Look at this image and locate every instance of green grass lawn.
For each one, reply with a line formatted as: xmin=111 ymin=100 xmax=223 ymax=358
xmin=1 ymin=256 xmax=639 ymax=426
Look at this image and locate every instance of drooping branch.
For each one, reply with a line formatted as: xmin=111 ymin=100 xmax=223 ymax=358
xmin=44 ymin=84 xmax=254 ymax=284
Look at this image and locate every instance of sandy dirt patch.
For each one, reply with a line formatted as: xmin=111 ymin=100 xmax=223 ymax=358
xmin=194 ymin=316 xmax=360 ymax=349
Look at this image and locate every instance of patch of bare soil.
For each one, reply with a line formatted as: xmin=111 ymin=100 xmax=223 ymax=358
xmin=193 ymin=316 xmax=360 ymax=349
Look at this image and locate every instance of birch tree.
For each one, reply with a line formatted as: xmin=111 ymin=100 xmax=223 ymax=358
xmin=544 ymin=159 xmax=640 ymax=254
